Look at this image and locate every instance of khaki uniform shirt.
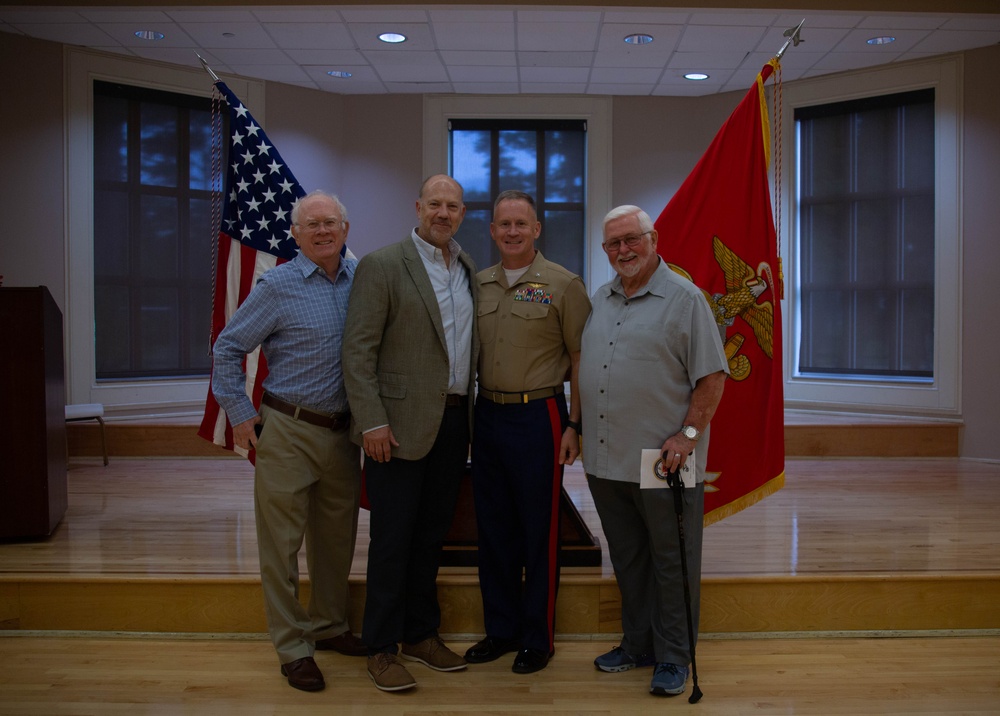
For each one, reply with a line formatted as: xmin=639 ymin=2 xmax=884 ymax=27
xmin=476 ymin=251 xmax=591 ymax=392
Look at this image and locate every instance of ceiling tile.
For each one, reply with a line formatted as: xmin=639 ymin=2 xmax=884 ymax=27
xmin=183 ymin=21 xmax=277 ymax=50
xmin=432 ymin=22 xmax=516 ymax=51
xmin=260 ymin=22 xmax=354 ymax=50
xmin=517 ymin=22 xmax=600 ymax=52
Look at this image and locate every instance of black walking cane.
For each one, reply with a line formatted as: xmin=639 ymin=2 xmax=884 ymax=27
xmin=664 ymin=460 xmax=704 ymax=704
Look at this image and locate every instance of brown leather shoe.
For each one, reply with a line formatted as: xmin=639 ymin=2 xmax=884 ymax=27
xmin=280 ymin=656 xmax=325 ymax=691
xmin=367 ymin=652 xmax=417 ymax=692
xmin=315 ymin=630 xmax=367 ymax=656
xmin=400 ymin=636 xmax=467 ymax=672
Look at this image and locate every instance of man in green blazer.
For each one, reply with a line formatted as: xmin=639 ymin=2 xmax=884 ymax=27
xmin=343 ymin=174 xmax=478 ymax=693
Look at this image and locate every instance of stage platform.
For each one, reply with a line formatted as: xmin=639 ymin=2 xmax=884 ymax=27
xmin=2 ymin=414 xmax=998 ymax=638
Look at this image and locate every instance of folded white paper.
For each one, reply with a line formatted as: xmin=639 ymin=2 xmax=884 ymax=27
xmin=640 ymin=448 xmax=696 ymax=489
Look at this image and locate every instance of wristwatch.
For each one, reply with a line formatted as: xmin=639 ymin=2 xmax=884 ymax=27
xmin=679 ymin=425 xmax=701 ymax=442
xmin=566 ymin=420 xmax=582 ymax=435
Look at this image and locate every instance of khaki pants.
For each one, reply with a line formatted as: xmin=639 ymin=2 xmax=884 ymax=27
xmin=254 ymin=404 xmax=361 ymax=664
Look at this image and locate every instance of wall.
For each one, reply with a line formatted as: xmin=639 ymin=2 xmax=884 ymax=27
xmin=610 ymin=92 xmax=740 ymax=218
xmin=262 ymin=82 xmax=346 ymax=205
xmin=341 ymin=94 xmax=425 ymax=255
xmin=960 ymin=43 xmax=1000 ymax=460
xmin=0 ymin=33 xmax=65 ymax=306
xmin=261 ymin=86 xmax=424 ymax=258
xmin=0 ymin=32 xmax=997 ymax=459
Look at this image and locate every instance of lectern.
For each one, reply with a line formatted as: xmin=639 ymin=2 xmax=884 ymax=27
xmin=0 ymin=286 xmax=68 ymax=538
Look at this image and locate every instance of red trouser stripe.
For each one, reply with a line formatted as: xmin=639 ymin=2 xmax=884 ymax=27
xmin=544 ymin=397 xmax=563 ymax=651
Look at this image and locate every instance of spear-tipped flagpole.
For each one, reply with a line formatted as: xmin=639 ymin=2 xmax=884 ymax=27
xmin=197 ymin=53 xmax=221 ymax=83
xmin=775 ymin=19 xmax=805 ymax=60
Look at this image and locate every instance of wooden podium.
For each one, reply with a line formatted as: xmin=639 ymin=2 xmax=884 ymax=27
xmin=441 ymin=468 xmax=602 ymax=567
xmin=0 ymin=286 xmax=68 ymax=539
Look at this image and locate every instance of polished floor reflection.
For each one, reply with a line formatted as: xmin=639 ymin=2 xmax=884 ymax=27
xmin=2 ymin=456 xmax=998 ymax=581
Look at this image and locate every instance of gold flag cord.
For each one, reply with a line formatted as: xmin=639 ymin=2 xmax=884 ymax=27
xmin=773 ymin=61 xmax=784 ymax=300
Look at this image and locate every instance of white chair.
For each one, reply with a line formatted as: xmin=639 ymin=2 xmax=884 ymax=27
xmin=65 ymin=403 xmax=108 ymax=466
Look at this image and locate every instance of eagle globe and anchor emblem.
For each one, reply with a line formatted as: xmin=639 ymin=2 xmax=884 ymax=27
xmin=668 ymin=235 xmax=775 ymax=383
xmin=664 ymin=234 xmax=778 ymax=496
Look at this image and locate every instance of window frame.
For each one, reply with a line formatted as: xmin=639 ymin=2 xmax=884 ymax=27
xmin=66 ymin=47 xmax=263 ymax=416
xmin=423 ymin=94 xmax=612 ymax=294
xmin=782 ymin=57 xmax=962 ymax=416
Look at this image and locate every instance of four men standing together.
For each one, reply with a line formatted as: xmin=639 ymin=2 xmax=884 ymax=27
xmin=212 ymin=177 xmax=726 ymax=698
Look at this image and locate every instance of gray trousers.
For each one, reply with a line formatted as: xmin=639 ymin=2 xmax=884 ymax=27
xmin=254 ymin=405 xmax=362 ymax=664
xmin=587 ymin=475 xmax=704 ymax=666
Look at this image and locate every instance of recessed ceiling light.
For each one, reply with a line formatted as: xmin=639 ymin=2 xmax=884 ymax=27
xmin=134 ymin=30 xmax=164 ymax=41
xmin=624 ymin=33 xmax=654 ymax=45
xmin=867 ymin=36 xmax=896 ymax=45
xmin=684 ymin=72 xmax=710 ymax=81
xmin=326 ymin=70 xmax=353 ymax=78
xmin=378 ymin=32 xmax=407 ymax=44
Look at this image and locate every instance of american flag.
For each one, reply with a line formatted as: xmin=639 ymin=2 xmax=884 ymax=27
xmin=198 ymin=80 xmax=304 ymax=451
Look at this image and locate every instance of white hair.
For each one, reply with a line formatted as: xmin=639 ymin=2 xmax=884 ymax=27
xmin=291 ymin=190 xmax=348 ymax=225
xmin=603 ymin=205 xmax=653 ymax=234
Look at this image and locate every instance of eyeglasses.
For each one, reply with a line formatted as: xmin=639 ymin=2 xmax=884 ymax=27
xmin=298 ymin=218 xmax=343 ymax=232
xmin=602 ymin=231 xmax=651 ymax=252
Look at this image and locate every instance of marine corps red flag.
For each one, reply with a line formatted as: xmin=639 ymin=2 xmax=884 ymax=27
xmin=654 ymin=60 xmax=785 ymax=525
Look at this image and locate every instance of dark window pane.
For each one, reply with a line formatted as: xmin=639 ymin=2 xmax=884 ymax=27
xmin=95 ymin=285 xmax=131 ymax=374
xmin=138 ymin=287 xmax=179 ymax=372
xmin=796 ymin=90 xmax=934 ymax=379
xmin=545 ymin=130 xmax=585 ymax=203
xmin=94 ymin=95 xmax=128 ymax=183
xmin=498 ymin=130 xmax=537 ymax=193
xmin=140 ymin=195 xmax=180 ymax=280
xmin=94 ymin=189 xmax=130 ymax=279
xmin=855 ymin=289 xmax=897 ymax=371
xmin=856 ymin=198 xmax=897 ymax=285
xmin=900 ymin=288 xmax=934 ymax=373
xmin=903 ymin=103 xmax=935 ymax=190
xmin=188 ymin=198 xmax=214 ymax=277
xmin=189 ymin=108 xmax=215 ymax=191
xmin=186 ymin=288 xmax=213 ymax=372
xmin=902 ymin=197 xmax=934 ymax=284
xmin=455 ymin=208 xmax=492 ymax=270
xmin=140 ymin=103 xmax=179 ymax=188
xmin=542 ymin=210 xmax=583 ymax=277
xmin=452 ymin=130 xmax=491 ymax=203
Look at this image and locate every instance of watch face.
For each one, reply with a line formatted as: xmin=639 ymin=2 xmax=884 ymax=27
xmin=683 ymin=426 xmax=698 ymax=439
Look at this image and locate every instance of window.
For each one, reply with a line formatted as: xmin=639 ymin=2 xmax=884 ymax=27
xmin=796 ymin=90 xmax=935 ymax=380
xmin=783 ymin=57 xmax=961 ymax=416
xmin=92 ymin=81 xmax=218 ymax=380
xmin=449 ymin=119 xmax=586 ymax=275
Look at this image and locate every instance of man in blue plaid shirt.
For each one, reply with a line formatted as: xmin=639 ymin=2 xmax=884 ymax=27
xmin=211 ymin=191 xmax=365 ymax=692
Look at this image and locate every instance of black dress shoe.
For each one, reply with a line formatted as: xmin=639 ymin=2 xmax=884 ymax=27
xmin=465 ymin=636 xmax=521 ymax=664
xmin=512 ymin=647 xmax=553 ymax=674
xmin=280 ymin=656 xmax=325 ymax=691
xmin=315 ymin=630 xmax=367 ymax=656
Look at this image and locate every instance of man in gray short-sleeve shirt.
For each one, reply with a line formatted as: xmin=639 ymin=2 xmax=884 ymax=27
xmin=579 ymin=204 xmax=728 ymax=698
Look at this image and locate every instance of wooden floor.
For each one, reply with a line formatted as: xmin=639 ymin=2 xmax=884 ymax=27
xmin=2 ymin=634 xmax=998 ymax=715
xmin=2 ymin=420 xmax=1000 ymax=713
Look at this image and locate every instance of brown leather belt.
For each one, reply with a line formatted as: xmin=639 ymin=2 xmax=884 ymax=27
xmin=478 ymin=386 xmax=563 ymax=405
xmin=262 ymin=393 xmax=350 ymax=431
xmin=445 ymin=394 xmax=467 ymax=407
